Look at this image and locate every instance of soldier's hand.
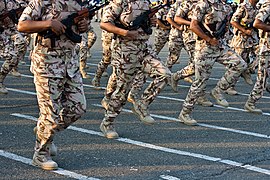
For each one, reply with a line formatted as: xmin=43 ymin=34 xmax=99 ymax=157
xmin=50 ymin=19 xmax=66 ymax=36
xmin=77 ymin=19 xmax=89 ymax=33
xmin=124 ymin=30 xmax=140 ymax=40
xmin=208 ymin=37 xmax=219 ymax=46
xmin=244 ymin=29 xmax=252 ymax=36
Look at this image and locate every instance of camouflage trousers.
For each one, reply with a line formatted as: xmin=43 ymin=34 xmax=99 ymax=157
xmin=182 ymin=48 xmax=247 ymax=113
xmin=0 ymin=33 xmax=18 ymax=82
xmin=95 ymin=31 xmax=113 ymax=78
xmin=102 ymin=40 xmax=170 ymax=125
xmin=164 ymin=34 xmax=185 ymax=69
xmin=234 ymin=47 xmax=257 ymax=71
xmin=11 ymin=33 xmax=28 ymax=70
xmin=247 ymin=52 xmax=270 ymax=104
xmin=174 ymin=41 xmax=196 ymax=80
xmin=153 ymin=28 xmax=170 ymax=55
xmin=34 ymin=73 xmax=86 ymax=152
xmin=79 ymin=29 xmax=97 ymax=73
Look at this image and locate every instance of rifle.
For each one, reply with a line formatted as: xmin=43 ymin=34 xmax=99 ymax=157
xmin=0 ymin=6 xmax=25 ymax=24
xmin=212 ymin=11 xmax=234 ymax=39
xmin=38 ymin=0 xmax=109 ymax=44
xmin=116 ymin=2 xmax=170 ymax=35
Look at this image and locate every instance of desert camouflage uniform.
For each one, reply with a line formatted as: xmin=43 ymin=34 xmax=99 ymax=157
xmin=101 ymin=0 xmax=170 ymax=128
xmin=164 ymin=0 xmax=184 ymax=69
xmin=19 ymin=0 xmax=87 ymax=155
xmin=230 ymin=1 xmax=259 ymax=85
xmin=153 ymin=4 xmax=171 ymax=55
xmin=0 ymin=0 xmax=22 ymax=92
xmin=172 ymin=0 xmax=198 ymax=81
xmin=180 ymin=0 xmax=247 ymax=117
xmin=79 ymin=24 xmax=97 ymax=78
xmin=246 ymin=2 xmax=270 ymax=108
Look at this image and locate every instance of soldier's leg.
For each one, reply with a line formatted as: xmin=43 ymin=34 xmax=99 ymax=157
xmin=92 ymin=31 xmax=113 ymax=88
xmin=153 ymin=28 xmax=170 ymax=55
xmin=165 ymin=38 xmax=183 ymax=69
xmin=213 ymin=49 xmax=247 ymax=107
xmin=10 ymin=33 xmax=27 ymax=77
xmin=79 ymin=33 xmax=90 ymax=79
xmin=180 ymin=52 xmax=216 ymax=125
xmin=245 ymin=54 xmax=269 ymax=114
xmin=131 ymin=54 xmax=170 ymax=124
xmin=0 ymin=35 xmax=18 ymax=94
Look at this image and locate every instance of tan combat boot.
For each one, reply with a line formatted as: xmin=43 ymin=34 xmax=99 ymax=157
xmin=10 ymin=68 xmax=21 ymax=77
xmin=32 ymin=151 xmax=58 ymax=170
xmin=170 ymin=73 xmax=179 ymax=92
xmin=178 ymin=111 xmax=197 ymax=126
xmin=244 ymin=102 xmax=262 ymax=114
xmin=242 ymin=71 xmax=253 ymax=85
xmin=0 ymin=83 xmax=8 ymax=94
xmin=132 ymin=101 xmax=155 ymax=125
xmin=101 ymin=96 xmax=109 ymax=110
xmin=197 ymin=95 xmax=213 ymax=107
xmin=210 ymin=88 xmax=229 ymax=107
xmin=91 ymin=75 xmax=102 ymax=89
xmin=100 ymin=121 xmax=119 ymax=139
xmin=224 ymin=87 xmax=238 ymax=95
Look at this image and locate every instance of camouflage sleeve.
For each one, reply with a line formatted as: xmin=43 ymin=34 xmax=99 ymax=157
xmin=19 ymin=0 xmax=42 ymax=21
xmin=255 ymin=4 xmax=270 ymax=23
xmin=231 ymin=4 xmax=245 ymax=22
xmin=167 ymin=3 xmax=178 ymax=18
xmin=156 ymin=8 xmax=163 ymax=19
xmin=102 ymin=0 xmax=123 ymax=24
xmin=192 ymin=1 xmax=207 ymax=22
xmin=175 ymin=1 xmax=188 ymax=18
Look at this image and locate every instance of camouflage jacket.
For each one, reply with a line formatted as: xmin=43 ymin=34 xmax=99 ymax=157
xmin=19 ymin=0 xmax=89 ymax=77
xmin=156 ymin=4 xmax=170 ymax=28
xmin=102 ymin=0 xmax=152 ymax=41
xmin=192 ymin=0 xmax=232 ymax=50
xmin=175 ymin=0 xmax=198 ymax=43
xmin=0 ymin=0 xmax=21 ymax=35
xmin=230 ymin=1 xmax=259 ymax=49
xmin=256 ymin=1 xmax=270 ymax=53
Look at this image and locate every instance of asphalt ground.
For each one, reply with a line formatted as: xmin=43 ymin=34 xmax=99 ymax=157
xmin=0 ymin=22 xmax=270 ymax=180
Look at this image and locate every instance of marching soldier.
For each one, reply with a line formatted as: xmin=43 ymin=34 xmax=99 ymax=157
xmin=0 ymin=0 xmax=24 ymax=94
xmin=99 ymin=0 xmax=171 ymax=139
xmin=18 ymin=0 xmax=89 ymax=170
xmin=244 ymin=1 xmax=270 ymax=114
xmin=153 ymin=0 xmax=171 ymax=55
xmin=178 ymin=0 xmax=247 ymax=125
xmin=229 ymin=0 xmax=259 ymax=95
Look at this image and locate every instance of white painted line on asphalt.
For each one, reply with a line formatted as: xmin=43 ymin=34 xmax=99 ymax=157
xmin=160 ymin=175 xmax=181 ymax=180
xmin=93 ymin=104 xmax=270 ymax=139
xmin=11 ymin=113 xmax=270 ymax=176
xmin=5 ymin=87 xmax=270 ymax=140
xmin=0 ymin=150 xmax=100 ymax=180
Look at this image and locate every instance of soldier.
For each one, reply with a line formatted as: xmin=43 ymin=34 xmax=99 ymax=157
xmin=164 ymin=0 xmax=184 ymax=69
xmin=0 ymin=0 xmax=24 ymax=94
xmin=229 ymin=0 xmax=259 ymax=95
xmin=244 ymin=1 xmax=270 ymax=114
xmin=79 ymin=24 xmax=97 ymax=79
xmin=153 ymin=0 xmax=171 ymax=55
xmin=18 ymin=0 xmax=89 ymax=170
xmin=178 ymin=0 xmax=247 ymax=125
xmin=99 ymin=0 xmax=171 ymax=139
xmin=170 ymin=0 xmax=213 ymax=107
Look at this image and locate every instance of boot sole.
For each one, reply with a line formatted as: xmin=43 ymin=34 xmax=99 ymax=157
xmin=32 ymin=161 xmax=58 ymax=170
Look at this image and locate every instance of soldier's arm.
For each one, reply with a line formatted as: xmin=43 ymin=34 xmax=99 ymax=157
xmin=166 ymin=16 xmax=181 ymax=29
xmin=230 ymin=6 xmax=252 ymax=35
xmin=190 ymin=19 xmax=218 ymax=46
xmin=157 ymin=19 xmax=170 ymax=29
xmin=174 ymin=16 xmax=190 ymax=26
xmin=253 ymin=18 xmax=270 ymax=32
